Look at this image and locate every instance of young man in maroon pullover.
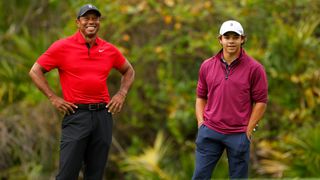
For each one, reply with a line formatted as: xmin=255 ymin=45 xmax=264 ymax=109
xmin=192 ymin=20 xmax=268 ymax=179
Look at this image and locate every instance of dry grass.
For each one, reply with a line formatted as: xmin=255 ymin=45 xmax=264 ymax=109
xmin=0 ymin=101 xmax=60 ymax=179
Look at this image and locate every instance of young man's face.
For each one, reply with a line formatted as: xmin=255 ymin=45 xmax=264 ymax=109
xmin=77 ymin=11 xmax=100 ymax=38
xmin=219 ymin=32 xmax=244 ymax=54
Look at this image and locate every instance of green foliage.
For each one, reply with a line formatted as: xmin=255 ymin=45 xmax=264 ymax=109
xmin=121 ymin=131 xmax=173 ymax=180
xmin=255 ymin=123 xmax=320 ymax=178
xmin=0 ymin=0 xmax=320 ymax=179
xmin=284 ymin=123 xmax=320 ymax=177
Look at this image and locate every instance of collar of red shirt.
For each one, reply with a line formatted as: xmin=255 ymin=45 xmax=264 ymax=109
xmin=73 ymin=30 xmax=102 ymax=46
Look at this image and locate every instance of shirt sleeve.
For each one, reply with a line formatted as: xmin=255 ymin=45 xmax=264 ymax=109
xmin=251 ymin=65 xmax=268 ymax=103
xmin=37 ymin=40 xmax=64 ymax=71
xmin=110 ymin=45 xmax=126 ymax=69
xmin=197 ymin=62 xmax=208 ymax=99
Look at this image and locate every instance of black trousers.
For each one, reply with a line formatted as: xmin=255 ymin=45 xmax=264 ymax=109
xmin=56 ymin=109 xmax=113 ymax=180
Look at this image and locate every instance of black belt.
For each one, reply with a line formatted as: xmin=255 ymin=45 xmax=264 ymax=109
xmin=76 ymin=103 xmax=107 ymax=111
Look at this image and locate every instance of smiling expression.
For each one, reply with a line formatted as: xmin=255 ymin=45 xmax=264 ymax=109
xmin=219 ymin=32 xmax=245 ymax=55
xmin=76 ymin=11 xmax=100 ymax=39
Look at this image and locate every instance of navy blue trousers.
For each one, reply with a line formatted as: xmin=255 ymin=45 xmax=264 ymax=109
xmin=192 ymin=124 xmax=250 ymax=180
xmin=56 ymin=109 xmax=113 ymax=180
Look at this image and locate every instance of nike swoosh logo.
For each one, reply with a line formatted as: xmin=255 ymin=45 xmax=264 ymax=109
xmin=98 ymin=49 xmax=105 ymax=52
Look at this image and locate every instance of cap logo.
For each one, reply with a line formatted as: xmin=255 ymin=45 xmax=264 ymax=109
xmin=230 ymin=23 xmax=233 ymax=26
xmin=88 ymin=5 xmax=93 ymax=8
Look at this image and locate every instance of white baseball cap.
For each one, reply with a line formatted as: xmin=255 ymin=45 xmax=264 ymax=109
xmin=219 ymin=20 xmax=244 ymax=36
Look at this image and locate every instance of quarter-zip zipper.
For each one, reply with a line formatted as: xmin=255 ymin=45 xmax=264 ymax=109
xmin=220 ymin=50 xmax=242 ymax=80
xmin=225 ymin=63 xmax=231 ymax=79
xmin=222 ymin=59 xmax=240 ymax=80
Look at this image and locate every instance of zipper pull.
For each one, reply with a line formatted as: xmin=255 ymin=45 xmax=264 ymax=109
xmin=225 ymin=65 xmax=230 ymax=79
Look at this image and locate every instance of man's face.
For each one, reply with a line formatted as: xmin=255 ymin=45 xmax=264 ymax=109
xmin=219 ymin=32 xmax=244 ymax=54
xmin=76 ymin=11 xmax=100 ymax=38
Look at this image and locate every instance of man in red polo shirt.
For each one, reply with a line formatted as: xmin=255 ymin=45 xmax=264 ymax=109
xmin=29 ymin=4 xmax=135 ymax=180
xmin=192 ymin=20 xmax=268 ymax=179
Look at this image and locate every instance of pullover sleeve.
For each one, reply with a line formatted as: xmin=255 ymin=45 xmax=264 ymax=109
xmin=251 ymin=65 xmax=268 ymax=103
xmin=197 ymin=62 xmax=208 ymax=99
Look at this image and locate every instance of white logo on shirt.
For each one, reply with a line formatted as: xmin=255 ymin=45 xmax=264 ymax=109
xmin=98 ymin=49 xmax=105 ymax=53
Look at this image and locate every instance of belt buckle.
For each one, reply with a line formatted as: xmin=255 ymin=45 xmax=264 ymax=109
xmin=88 ymin=104 xmax=97 ymax=111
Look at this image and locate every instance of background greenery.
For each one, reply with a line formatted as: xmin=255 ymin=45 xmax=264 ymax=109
xmin=0 ymin=0 xmax=319 ymax=179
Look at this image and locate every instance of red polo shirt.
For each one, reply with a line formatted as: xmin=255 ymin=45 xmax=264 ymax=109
xmin=37 ymin=31 xmax=125 ymax=103
xmin=197 ymin=49 xmax=268 ymax=134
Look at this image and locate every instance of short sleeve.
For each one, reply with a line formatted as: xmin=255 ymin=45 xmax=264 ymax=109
xmin=251 ymin=65 xmax=268 ymax=103
xmin=37 ymin=40 xmax=64 ymax=71
xmin=111 ymin=45 xmax=126 ymax=69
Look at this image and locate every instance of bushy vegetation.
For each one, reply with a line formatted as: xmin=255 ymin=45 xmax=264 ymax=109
xmin=0 ymin=0 xmax=319 ymax=179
